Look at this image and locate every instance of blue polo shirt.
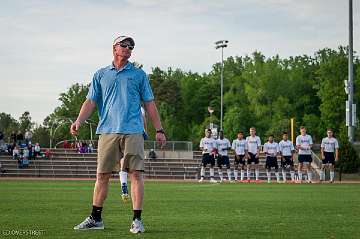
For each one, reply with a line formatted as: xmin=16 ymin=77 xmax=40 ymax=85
xmin=86 ymin=62 xmax=154 ymax=134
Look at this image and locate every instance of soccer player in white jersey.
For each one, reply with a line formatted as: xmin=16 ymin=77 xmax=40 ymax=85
xmin=296 ymin=126 xmax=313 ymax=183
xmin=231 ymin=131 xmax=248 ymax=181
xmin=263 ymin=135 xmax=280 ymax=183
xmin=279 ymin=132 xmax=295 ymax=183
xmin=119 ymin=107 xmax=147 ymax=202
xmin=320 ymin=128 xmax=339 ymax=183
xmin=215 ymin=130 xmax=232 ymax=182
xmin=199 ymin=129 xmax=217 ymax=183
xmin=246 ymin=127 xmax=261 ymax=182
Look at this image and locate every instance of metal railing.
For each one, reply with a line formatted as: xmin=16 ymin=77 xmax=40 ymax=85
xmin=54 ymin=139 xmax=193 ymax=152
xmin=144 ymin=141 xmax=192 ymax=151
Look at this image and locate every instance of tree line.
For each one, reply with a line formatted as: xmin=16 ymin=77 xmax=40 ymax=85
xmin=1 ymin=46 xmax=360 ymax=148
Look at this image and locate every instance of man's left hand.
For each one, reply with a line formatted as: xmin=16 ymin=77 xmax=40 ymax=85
xmin=156 ymin=132 xmax=166 ymax=148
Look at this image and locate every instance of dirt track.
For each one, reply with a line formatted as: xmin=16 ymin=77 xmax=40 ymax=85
xmin=0 ymin=177 xmax=359 ymax=183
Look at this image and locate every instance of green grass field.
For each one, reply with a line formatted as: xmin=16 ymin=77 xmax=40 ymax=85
xmin=1 ymin=180 xmax=360 ymax=239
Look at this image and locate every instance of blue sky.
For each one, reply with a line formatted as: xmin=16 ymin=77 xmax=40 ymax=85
xmin=0 ymin=0 xmax=359 ymax=124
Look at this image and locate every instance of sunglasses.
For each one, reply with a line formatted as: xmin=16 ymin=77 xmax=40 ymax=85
xmin=117 ymin=42 xmax=134 ymax=50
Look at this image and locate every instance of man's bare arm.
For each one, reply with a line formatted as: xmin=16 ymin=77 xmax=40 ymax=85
xmin=70 ymin=99 xmax=96 ymax=135
xmin=143 ymin=100 xmax=166 ymax=144
xmin=143 ymin=101 xmax=162 ymax=130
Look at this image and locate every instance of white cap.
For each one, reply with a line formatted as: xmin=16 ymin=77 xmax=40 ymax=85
xmin=113 ymin=35 xmax=135 ymax=46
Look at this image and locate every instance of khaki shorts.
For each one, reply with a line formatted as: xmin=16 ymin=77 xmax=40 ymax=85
xmin=97 ymin=134 xmax=144 ymax=173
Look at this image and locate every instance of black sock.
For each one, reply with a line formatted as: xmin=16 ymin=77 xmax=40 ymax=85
xmin=91 ymin=206 xmax=102 ymax=222
xmin=133 ymin=210 xmax=142 ymax=221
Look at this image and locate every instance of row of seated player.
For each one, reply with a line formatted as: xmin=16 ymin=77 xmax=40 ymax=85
xmin=199 ymin=126 xmax=338 ymax=184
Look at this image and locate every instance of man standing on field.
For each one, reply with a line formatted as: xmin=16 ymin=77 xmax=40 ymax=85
xmin=278 ymin=132 xmax=295 ymax=182
xmin=245 ymin=127 xmax=261 ymax=182
xmin=199 ymin=129 xmax=217 ymax=183
xmin=231 ymin=131 xmax=248 ymax=181
xmin=71 ymin=35 xmax=166 ymax=233
xmin=296 ymin=126 xmax=313 ymax=183
xmin=320 ymin=129 xmax=339 ymax=183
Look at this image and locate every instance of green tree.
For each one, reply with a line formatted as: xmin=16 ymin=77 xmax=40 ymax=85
xmin=18 ymin=111 xmax=34 ymax=132
xmin=0 ymin=112 xmax=19 ymax=141
xmin=315 ymin=47 xmax=348 ymax=137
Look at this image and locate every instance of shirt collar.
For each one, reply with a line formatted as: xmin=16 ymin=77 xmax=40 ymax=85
xmin=109 ymin=61 xmax=132 ymax=71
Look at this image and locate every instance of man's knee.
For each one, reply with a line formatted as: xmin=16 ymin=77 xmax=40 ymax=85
xmin=130 ymin=170 xmax=143 ymax=181
xmin=96 ymin=173 xmax=111 ymax=183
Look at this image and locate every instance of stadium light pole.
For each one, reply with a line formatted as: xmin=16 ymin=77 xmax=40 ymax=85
xmin=215 ymin=40 xmax=228 ymax=131
xmin=347 ymin=0 xmax=354 ymax=142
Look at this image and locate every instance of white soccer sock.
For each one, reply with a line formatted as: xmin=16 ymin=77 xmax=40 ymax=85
xmin=290 ymin=171 xmax=295 ymax=181
xmin=298 ymin=171 xmax=303 ymax=181
xmin=227 ymin=169 xmax=232 ymax=181
xmin=255 ymin=169 xmax=259 ymax=180
xmin=119 ymin=171 xmax=128 ymax=185
xmin=320 ymin=170 xmax=325 ymax=181
xmin=200 ymin=167 xmax=205 ymax=178
xmin=330 ymin=171 xmax=335 ymax=181
xmin=282 ymin=170 xmax=286 ymax=182
xmin=218 ymin=169 xmax=223 ymax=181
xmin=247 ymin=169 xmax=250 ymax=180
xmin=210 ymin=168 xmax=214 ymax=178
xmin=240 ymin=170 xmax=245 ymax=181
xmin=234 ymin=170 xmax=238 ymax=181
xmin=275 ymin=172 xmax=280 ymax=182
xmin=266 ymin=171 xmax=271 ymax=182
xmin=307 ymin=171 xmax=312 ymax=182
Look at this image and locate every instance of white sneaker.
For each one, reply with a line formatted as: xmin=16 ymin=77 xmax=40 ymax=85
xmin=74 ymin=216 xmax=104 ymax=230
xmin=198 ymin=178 xmax=204 ymax=183
xmin=130 ymin=219 xmax=145 ymax=234
xmin=209 ymin=178 xmax=217 ymax=183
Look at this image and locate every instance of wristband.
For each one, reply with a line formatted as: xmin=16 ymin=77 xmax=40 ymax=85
xmin=156 ymin=128 xmax=166 ymax=135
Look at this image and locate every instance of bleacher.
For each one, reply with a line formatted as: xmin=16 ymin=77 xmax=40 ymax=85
xmin=0 ymin=148 xmax=320 ymax=180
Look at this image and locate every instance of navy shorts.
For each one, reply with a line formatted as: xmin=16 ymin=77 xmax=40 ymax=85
xmin=322 ymin=152 xmax=335 ymax=165
xmin=247 ymin=152 xmax=259 ymax=164
xmin=217 ymin=155 xmax=230 ymax=168
xmin=202 ymin=153 xmax=215 ymax=167
xmin=281 ymin=156 xmax=294 ymax=168
xmin=298 ymin=154 xmax=312 ymax=163
xmin=265 ymin=156 xmax=278 ymax=170
xmin=234 ymin=155 xmax=246 ymax=165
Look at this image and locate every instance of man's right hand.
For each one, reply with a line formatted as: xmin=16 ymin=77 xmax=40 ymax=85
xmin=70 ymin=121 xmax=81 ymax=135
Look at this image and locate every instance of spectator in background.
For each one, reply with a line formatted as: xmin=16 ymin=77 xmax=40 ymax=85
xmin=63 ymin=140 xmax=70 ymax=149
xmin=23 ymin=147 xmax=29 ymax=160
xmin=0 ymin=161 xmax=5 ymax=174
xmin=10 ymin=131 xmax=17 ymax=144
xmin=44 ymin=149 xmax=51 ymax=159
xmin=34 ymin=143 xmax=41 ymax=159
xmin=76 ymin=141 xmax=81 ymax=150
xmin=27 ymin=143 xmax=34 ymax=160
xmin=13 ymin=145 xmax=20 ymax=160
xmin=7 ymin=143 xmax=15 ymax=156
xmin=0 ymin=130 xmax=4 ymax=143
xmin=25 ymin=129 xmax=33 ymax=145
xmin=20 ymin=149 xmax=29 ymax=168
xmin=88 ymin=143 xmax=94 ymax=153
xmin=79 ymin=142 xmax=87 ymax=154
xmin=0 ymin=131 xmax=5 ymax=152
xmin=148 ymin=149 xmax=157 ymax=159
xmin=17 ymin=131 xmax=24 ymax=146
xmin=13 ymin=146 xmax=21 ymax=167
